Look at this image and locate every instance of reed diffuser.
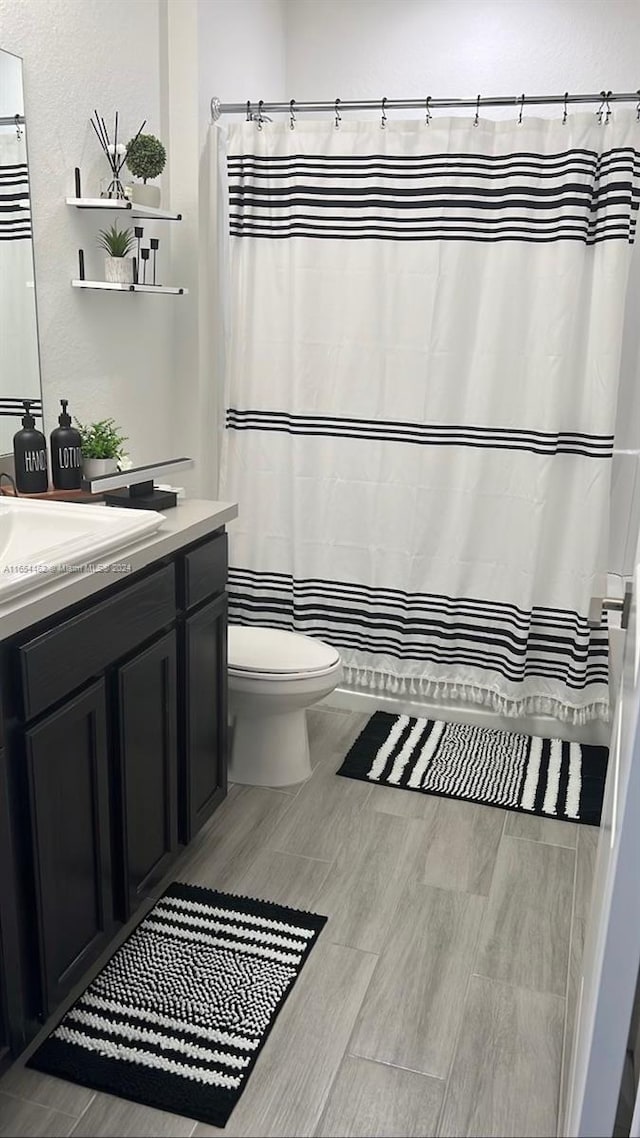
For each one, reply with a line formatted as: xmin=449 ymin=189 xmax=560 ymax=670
xmin=90 ymin=111 xmax=146 ymax=199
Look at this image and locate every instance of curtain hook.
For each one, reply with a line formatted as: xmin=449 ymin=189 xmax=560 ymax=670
xmin=636 ymin=90 xmax=640 ymax=120
xmin=257 ymin=99 xmax=264 ymax=131
xmin=596 ymin=90 xmax=611 ymax=124
xmin=334 ymin=97 xmax=341 ymax=130
xmin=381 ymin=96 xmax=388 ymax=129
xmin=289 ymin=99 xmax=296 ymax=131
xmin=563 ymin=91 xmax=569 ymax=125
xmin=425 ymin=96 xmax=432 ymax=125
xmin=474 ymin=94 xmax=481 ymax=127
xmin=518 ymin=93 xmax=525 ymax=125
xmin=14 ymin=113 xmax=22 ymax=141
xmin=246 ymin=100 xmax=252 ymax=122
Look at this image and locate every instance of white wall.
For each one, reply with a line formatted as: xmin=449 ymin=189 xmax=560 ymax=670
xmin=0 ymin=0 xmax=177 ymax=469
xmin=283 ymin=0 xmax=640 ymax=573
xmin=151 ymin=0 xmax=287 ymax=497
xmin=285 ymin=0 xmax=640 ymax=106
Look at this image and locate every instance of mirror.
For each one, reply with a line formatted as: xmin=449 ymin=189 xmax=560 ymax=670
xmin=0 ymin=47 xmax=42 ymax=458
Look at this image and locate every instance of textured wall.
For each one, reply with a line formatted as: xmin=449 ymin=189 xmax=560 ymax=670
xmin=0 ymin=0 xmax=178 ymax=468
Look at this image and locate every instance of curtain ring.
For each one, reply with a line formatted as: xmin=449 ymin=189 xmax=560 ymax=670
xmin=518 ymin=93 xmax=525 ymax=125
xmin=425 ymin=96 xmax=432 ymax=125
xmin=562 ymin=91 xmax=569 ymax=125
xmin=335 ymin=97 xmax=341 ymax=130
xmin=245 ymin=100 xmax=252 ymax=122
xmin=605 ymin=89 xmax=612 ymax=124
xmin=636 ymin=90 xmax=640 ymax=120
xmin=257 ymin=99 xmax=264 ymax=130
xmin=289 ymin=99 xmax=296 ymax=131
xmin=597 ymin=90 xmax=612 ymax=124
xmin=381 ymin=96 xmax=387 ymax=129
xmin=14 ymin=113 xmax=22 ymax=141
xmin=474 ymin=94 xmax=481 ymax=127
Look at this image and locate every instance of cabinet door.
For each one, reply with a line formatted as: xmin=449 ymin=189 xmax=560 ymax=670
xmin=182 ymin=594 xmax=228 ymax=841
xmin=117 ymin=631 xmax=178 ymax=919
xmin=25 ymin=681 xmax=114 ymax=1016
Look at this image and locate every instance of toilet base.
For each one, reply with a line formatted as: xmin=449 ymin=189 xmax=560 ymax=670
xmin=229 ymin=708 xmax=312 ymax=788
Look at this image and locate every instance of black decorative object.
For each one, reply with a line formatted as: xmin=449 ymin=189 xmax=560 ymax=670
xmin=91 ymin=111 xmax=146 ymax=200
xmin=140 ymin=246 xmax=150 ymax=285
xmin=134 ymin=226 xmax=144 ymax=282
xmin=13 ymin=400 xmax=48 ymax=494
xmin=28 ymin=883 xmax=327 ymax=1128
xmin=50 ymin=400 xmax=82 ymax=490
xmin=337 ymin=711 xmax=608 ymax=826
xmin=150 ymin=237 xmax=159 ymax=285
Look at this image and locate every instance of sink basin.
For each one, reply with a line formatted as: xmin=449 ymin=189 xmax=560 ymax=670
xmin=0 ymin=497 xmax=165 ymax=603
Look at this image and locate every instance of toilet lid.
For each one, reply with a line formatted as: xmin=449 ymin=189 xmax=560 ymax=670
xmin=228 ymin=625 xmax=340 ymax=676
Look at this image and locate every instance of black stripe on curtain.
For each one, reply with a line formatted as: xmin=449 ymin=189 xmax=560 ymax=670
xmin=227 ymin=568 xmax=609 ymax=690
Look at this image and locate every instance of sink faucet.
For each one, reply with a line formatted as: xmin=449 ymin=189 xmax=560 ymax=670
xmin=0 ymin=472 xmax=18 ymax=496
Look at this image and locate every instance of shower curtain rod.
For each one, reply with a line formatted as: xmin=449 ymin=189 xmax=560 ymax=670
xmin=210 ymin=90 xmax=640 ymax=120
xmin=0 ymin=114 xmax=25 ymax=126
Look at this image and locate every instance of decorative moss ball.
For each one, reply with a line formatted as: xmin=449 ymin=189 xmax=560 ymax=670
xmin=125 ymin=133 xmax=166 ymax=182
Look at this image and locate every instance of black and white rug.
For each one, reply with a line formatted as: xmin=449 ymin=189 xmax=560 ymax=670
xmin=337 ymin=711 xmax=608 ymax=826
xmin=28 ymin=883 xmax=327 ymax=1128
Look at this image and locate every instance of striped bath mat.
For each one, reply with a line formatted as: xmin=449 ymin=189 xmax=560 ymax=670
xmin=29 ymin=884 xmax=327 ymax=1127
xmin=337 ymin=712 xmax=608 ymax=825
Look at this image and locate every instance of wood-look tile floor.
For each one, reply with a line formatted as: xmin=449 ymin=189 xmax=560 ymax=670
xmin=0 ymin=708 xmax=596 ymax=1138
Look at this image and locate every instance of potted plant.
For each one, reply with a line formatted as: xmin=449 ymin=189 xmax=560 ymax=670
xmin=76 ymin=418 xmax=128 ymax=480
xmin=97 ymin=223 xmax=135 ymax=284
xmin=125 ymin=133 xmax=166 ymax=208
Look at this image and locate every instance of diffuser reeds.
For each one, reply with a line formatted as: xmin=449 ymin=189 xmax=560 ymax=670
xmin=90 ymin=111 xmax=146 ymax=199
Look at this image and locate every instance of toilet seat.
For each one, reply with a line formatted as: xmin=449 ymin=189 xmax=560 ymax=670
xmin=228 ymin=625 xmax=340 ymax=682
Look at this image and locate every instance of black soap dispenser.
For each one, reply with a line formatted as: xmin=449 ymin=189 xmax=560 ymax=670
xmin=13 ymin=400 xmax=48 ymax=493
xmin=50 ymin=399 xmax=83 ymax=490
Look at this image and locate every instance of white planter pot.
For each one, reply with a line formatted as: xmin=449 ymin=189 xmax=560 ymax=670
xmin=83 ymin=457 xmax=118 ymax=481
xmin=130 ymin=182 xmax=161 ymax=209
xmin=104 ymin=256 xmax=134 ymax=285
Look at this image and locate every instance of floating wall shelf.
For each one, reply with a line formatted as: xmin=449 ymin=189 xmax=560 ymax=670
xmin=72 ymin=280 xmax=187 ymax=295
xmin=66 ymin=197 xmax=182 ymax=222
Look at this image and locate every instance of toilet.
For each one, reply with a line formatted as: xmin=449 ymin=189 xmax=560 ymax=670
xmin=227 ymin=625 xmax=343 ymax=787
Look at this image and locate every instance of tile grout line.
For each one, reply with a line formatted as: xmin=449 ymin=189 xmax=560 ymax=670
xmin=505 ymin=830 xmax=578 ymax=851
xmin=433 ymin=808 xmax=509 ymax=1136
xmin=468 ymin=969 xmax=567 ymax=1002
xmin=310 ymin=946 xmax=382 ymax=1138
xmin=345 ymin=1050 xmax=448 ymax=1082
xmin=66 ymin=1092 xmax=97 ymax=1136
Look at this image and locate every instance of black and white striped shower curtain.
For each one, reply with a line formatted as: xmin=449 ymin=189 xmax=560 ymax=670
xmin=218 ymin=113 xmax=640 ymax=723
xmin=0 ymin=130 xmax=39 ymax=436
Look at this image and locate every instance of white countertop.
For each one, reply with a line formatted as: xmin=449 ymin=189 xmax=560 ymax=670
xmin=0 ymin=498 xmax=238 ymax=642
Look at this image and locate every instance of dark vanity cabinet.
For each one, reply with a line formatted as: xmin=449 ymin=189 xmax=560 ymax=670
xmin=24 ymin=682 xmax=115 ymax=1016
xmin=0 ymin=527 xmax=228 ymax=1055
xmin=116 ymin=630 xmax=179 ymax=920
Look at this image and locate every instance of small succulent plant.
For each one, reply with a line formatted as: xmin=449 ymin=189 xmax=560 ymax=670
xmin=97 ymin=222 xmax=135 ymax=258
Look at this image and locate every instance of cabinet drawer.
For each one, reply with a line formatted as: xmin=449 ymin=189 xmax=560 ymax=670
xmin=20 ymin=565 xmax=176 ymax=720
xmin=183 ymin=533 xmax=227 ymax=610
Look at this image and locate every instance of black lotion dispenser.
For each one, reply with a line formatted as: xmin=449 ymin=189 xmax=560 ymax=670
xmin=50 ymin=399 xmax=82 ymax=490
xmin=13 ymin=399 xmax=48 ymax=493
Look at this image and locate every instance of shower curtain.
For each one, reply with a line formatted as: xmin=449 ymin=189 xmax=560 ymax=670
xmin=218 ymin=112 xmax=640 ymax=724
xmin=0 ymin=129 xmax=39 ymax=441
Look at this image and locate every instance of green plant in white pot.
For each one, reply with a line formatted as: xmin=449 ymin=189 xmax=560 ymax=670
xmin=125 ymin=133 xmax=166 ymax=209
xmin=76 ymin=418 xmax=128 ymax=480
xmin=98 ymin=223 xmax=135 ymax=285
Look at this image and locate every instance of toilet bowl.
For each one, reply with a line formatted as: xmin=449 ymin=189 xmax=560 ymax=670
xmin=228 ymin=625 xmax=343 ymax=787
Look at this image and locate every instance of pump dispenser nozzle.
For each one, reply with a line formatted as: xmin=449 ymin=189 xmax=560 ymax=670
xmin=58 ymin=399 xmax=72 ymax=428
xmin=21 ymin=399 xmax=36 ymax=428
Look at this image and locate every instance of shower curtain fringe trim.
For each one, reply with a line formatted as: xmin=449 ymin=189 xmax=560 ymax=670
xmin=341 ymin=664 xmax=609 ymax=725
